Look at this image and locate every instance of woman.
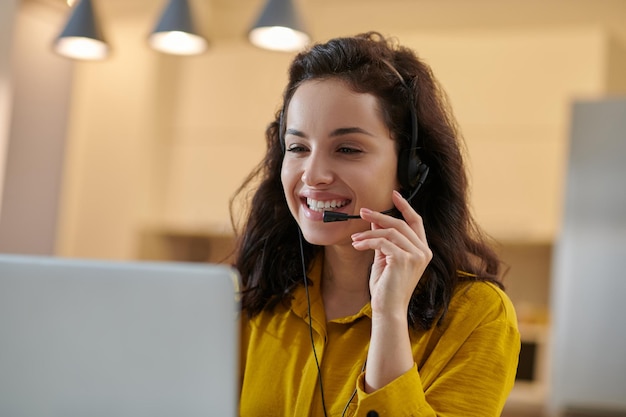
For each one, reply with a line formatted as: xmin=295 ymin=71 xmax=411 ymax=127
xmin=232 ymin=32 xmax=520 ymax=416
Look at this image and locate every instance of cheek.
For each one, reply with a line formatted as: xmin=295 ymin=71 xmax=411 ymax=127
xmin=370 ymin=160 xmax=398 ymax=188
xmin=280 ymin=164 xmax=291 ymax=192
xmin=280 ymin=164 xmax=298 ymax=203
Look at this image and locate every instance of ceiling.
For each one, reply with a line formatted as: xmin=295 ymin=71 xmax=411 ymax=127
xmin=29 ymin=0 xmax=626 ymax=46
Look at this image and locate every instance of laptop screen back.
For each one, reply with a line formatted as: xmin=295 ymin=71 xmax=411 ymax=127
xmin=0 ymin=254 xmax=239 ymax=417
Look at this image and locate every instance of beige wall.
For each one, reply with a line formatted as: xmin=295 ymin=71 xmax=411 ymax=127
xmin=56 ymin=14 xmax=166 ymax=259
xmin=0 ymin=1 xmax=73 ymax=255
xmin=1 ymin=0 xmax=623 ymax=260
xmin=158 ymin=43 xmax=293 ymax=233
xmin=57 ymin=26 xmax=621 ymax=259
xmin=402 ymin=28 xmax=609 ymax=242
xmin=608 ymin=37 xmax=626 ymax=93
xmin=0 ymin=0 xmax=18 ymax=214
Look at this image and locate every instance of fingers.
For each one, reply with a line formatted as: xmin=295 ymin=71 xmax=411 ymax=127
xmin=353 ymin=191 xmax=433 ymax=314
xmin=391 ymin=190 xmax=427 ymax=243
xmin=351 ymin=196 xmax=432 ymax=275
xmin=353 ymin=190 xmax=428 ymax=250
xmin=351 ymin=228 xmax=416 ymax=255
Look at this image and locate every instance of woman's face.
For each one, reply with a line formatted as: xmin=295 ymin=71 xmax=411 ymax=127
xmin=281 ymin=78 xmax=399 ymax=246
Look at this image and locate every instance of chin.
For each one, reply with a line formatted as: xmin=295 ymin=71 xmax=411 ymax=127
xmin=299 ymin=221 xmax=362 ymax=247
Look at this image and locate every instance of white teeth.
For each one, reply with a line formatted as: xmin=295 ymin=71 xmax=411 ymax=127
xmin=306 ymin=198 xmax=349 ymax=212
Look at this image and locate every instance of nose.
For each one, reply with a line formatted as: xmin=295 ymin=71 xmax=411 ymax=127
xmin=301 ymin=151 xmax=334 ymax=187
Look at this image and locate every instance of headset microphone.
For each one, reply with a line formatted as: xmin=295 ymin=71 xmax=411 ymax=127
xmin=323 ymin=208 xmax=395 ymax=223
xmin=322 ymin=165 xmax=429 ymax=223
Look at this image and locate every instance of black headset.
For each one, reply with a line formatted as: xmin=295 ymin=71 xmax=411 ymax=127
xmin=396 ymin=88 xmax=429 ymax=197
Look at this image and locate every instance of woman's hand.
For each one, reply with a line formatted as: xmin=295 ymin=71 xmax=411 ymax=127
xmin=351 ymin=190 xmax=432 ymax=392
xmin=350 ymin=190 xmax=432 ymax=319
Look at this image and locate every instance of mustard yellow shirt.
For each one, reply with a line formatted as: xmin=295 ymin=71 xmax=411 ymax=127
xmin=239 ymin=259 xmax=520 ymax=417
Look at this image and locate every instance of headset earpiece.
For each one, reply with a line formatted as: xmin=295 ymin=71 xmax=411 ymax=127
xmin=397 ymin=98 xmax=428 ymax=194
xmin=397 ymin=148 xmax=418 ymax=190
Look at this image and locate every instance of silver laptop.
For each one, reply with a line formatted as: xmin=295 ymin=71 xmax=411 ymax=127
xmin=0 ymin=254 xmax=240 ymax=417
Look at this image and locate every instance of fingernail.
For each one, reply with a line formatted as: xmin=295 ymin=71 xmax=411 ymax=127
xmin=360 ymin=208 xmax=372 ymax=215
xmin=393 ymin=190 xmax=403 ymax=199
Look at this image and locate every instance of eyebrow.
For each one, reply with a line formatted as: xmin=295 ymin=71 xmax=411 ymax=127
xmin=284 ymin=126 xmax=375 ymax=138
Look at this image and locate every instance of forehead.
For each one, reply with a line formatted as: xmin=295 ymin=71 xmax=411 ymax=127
xmin=285 ymin=78 xmax=387 ymax=132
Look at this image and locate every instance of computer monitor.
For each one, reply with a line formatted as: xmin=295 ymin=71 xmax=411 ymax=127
xmin=0 ymin=254 xmax=240 ymax=417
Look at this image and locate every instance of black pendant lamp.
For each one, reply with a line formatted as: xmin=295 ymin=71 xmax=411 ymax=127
xmin=53 ymin=0 xmax=109 ymax=60
xmin=248 ymin=0 xmax=310 ymax=52
xmin=149 ymin=0 xmax=208 ymax=56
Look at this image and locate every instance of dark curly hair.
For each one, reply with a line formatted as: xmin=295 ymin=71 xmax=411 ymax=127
xmin=230 ymin=32 xmax=503 ymax=330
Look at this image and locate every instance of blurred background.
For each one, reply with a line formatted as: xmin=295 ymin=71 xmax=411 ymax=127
xmin=1 ymin=0 xmax=625 ymax=416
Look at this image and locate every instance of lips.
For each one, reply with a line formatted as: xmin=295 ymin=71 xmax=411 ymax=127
xmin=306 ymin=197 xmax=350 ymax=213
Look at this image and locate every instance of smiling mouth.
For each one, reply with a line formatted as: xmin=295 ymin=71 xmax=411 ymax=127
xmin=306 ymin=197 xmax=350 ymax=213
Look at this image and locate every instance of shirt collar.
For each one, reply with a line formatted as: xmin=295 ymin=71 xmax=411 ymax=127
xmin=291 ymin=255 xmax=323 ymax=319
xmin=291 ymin=254 xmax=372 ymax=326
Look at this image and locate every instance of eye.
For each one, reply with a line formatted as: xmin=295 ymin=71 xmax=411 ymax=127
xmin=337 ymin=147 xmax=362 ymax=154
xmin=286 ymin=144 xmax=308 ymax=153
